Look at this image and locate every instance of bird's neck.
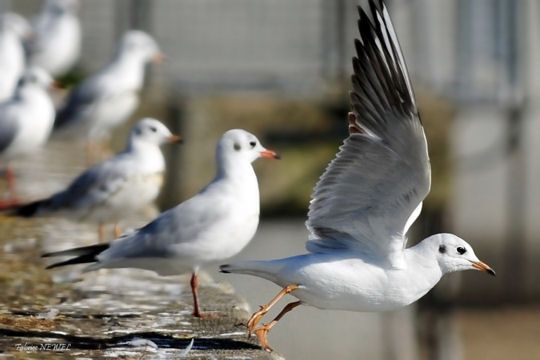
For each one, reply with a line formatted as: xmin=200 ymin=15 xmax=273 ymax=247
xmin=109 ymin=54 xmax=146 ymax=90
xmin=125 ymin=141 xmax=165 ymax=173
xmin=216 ymin=158 xmax=256 ymax=184
xmin=403 ymin=240 xmax=443 ymax=297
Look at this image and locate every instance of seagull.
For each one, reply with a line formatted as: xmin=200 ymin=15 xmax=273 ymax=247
xmin=12 ymin=118 xmax=181 ymax=241
xmin=0 ymin=67 xmax=55 ymax=207
xmin=42 ymin=129 xmax=280 ymax=317
xmin=53 ymin=30 xmax=163 ymax=160
xmin=219 ymin=0 xmax=496 ymax=352
xmin=26 ymin=0 xmax=81 ymax=78
xmin=0 ymin=13 xmax=31 ymax=101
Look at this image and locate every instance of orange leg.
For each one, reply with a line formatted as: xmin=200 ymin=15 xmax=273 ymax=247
xmin=98 ymin=223 xmax=105 ymax=243
xmin=246 ymin=284 xmax=299 ymax=336
xmin=113 ymin=224 xmax=122 ymax=238
xmin=6 ymin=165 xmax=16 ymax=198
xmin=255 ymin=300 xmax=302 ymax=352
xmin=190 ymin=272 xmax=203 ymax=318
xmin=0 ymin=165 xmax=21 ymax=208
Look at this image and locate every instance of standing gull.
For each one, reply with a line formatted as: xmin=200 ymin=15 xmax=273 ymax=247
xmin=220 ymin=0 xmax=495 ymax=352
xmin=53 ymin=30 xmax=163 ymax=158
xmin=13 ymin=118 xmax=180 ymax=241
xmin=26 ymin=0 xmax=81 ymax=78
xmin=42 ymin=129 xmax=280 ymax=317
xmin=0 ymin=67 xmax=55 ymax=207
xmin=0 ymin=13 xmax=31 ymax=101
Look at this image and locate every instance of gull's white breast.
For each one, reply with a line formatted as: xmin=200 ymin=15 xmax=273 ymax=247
xmin=273 ymin=252 xmax=442 ymax=312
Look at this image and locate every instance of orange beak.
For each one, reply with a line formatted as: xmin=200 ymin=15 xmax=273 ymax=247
xmin=167 ymin=134 xmax=182 ymax=144
xmin=471 ymin=261 xmax=496 ymax=276
xmin=259 ymin=149 xmax=280 ymax=160
xmin=50 ymin=80 xmax=64 ymax=91
xmin=152 ymin=52 xmax=166 ymax=64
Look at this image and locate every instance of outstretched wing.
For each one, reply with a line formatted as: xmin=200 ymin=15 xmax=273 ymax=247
xmin=305 ymin=0 xmax=430 ymax=267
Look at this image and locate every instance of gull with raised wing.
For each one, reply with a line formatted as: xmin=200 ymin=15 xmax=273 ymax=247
xmin=12 ymin=118 xmax=180 ymax=241
xmin=42 ymin=129 xmax=280 ymax=317
xmin=220 ymin=0 xmax=495 ymax=352
xmin=0 ymin=67 xmax=55 ymax=207
xmin=26 ymin=0 xmax=81 ymax=78
xmin=53 ymin=30 xmax=163 ymax=159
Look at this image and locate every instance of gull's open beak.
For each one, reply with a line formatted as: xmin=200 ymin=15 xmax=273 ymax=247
xmin=167 ymin=134 xmax=183 ymax=144
xmin=471 ymin=261 xmax=496 ymax=276
xmin=260 ymin=149 xmax=281 ymax=160
xmin=152 ymin=52 xmax=166 ymax=64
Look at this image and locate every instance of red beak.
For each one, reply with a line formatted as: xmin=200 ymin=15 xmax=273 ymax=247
xmin=259 ymin=149 xmax=280 ymax=160
xmin=167 ymin=134 xmax=183 ymax=144
xmin=152 ymin=52 xmax=166 ymax=64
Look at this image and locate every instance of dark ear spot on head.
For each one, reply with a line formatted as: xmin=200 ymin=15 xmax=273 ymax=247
xmin=134 ymin=128 xmax=142 ymax=135
xmin=233 ymin=143 xmax=241 ymax=151
xmin=438 ymin=245 xmax=446 ymax=254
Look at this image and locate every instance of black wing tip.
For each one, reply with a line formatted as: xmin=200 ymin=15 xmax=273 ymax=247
xmin=219 ymin=264 xmax=231 ymax=273
xmin=42 ymin=243 xmax=110 ymax=268
xmin=11 ymin=199 xmax=47 ymax=217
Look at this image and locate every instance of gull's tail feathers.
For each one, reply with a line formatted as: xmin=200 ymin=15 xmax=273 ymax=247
xmin=220 ymin=260 xmax=282 ymax=283
xmin=8 ymin=198 xmax=50 ymax=217
xmin=42 ymin=243 xmax=110 ymax=269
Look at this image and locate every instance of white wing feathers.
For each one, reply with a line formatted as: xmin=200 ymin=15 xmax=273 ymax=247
xmin=305 ymin=0 xmax=431 ymax=267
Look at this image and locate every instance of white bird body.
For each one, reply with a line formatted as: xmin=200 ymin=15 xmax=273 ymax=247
xmin=225 ymin=241 xmax=445 ymax=312
xmin=15 ymin=118 xmax=176 ymax=225
xmin=54 ymin=30 xmax=162 ymax=141
xmin=43 ymin=128 xmax=280 ymax=317
xmin=220 ymin=0 xmax=495 ymax=350
xmin=27 ymin=0 xmax=81 ymax=77
xmin=95 ymin=161 xmax=261 ymax=274
xmin=0 ymin=13 xmax=30 ymax=101
xmin=0 ymin=68 xmax=55 ymax=161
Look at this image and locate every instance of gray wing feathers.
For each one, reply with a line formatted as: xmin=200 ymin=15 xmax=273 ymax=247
xmin=98 ymin=195 xmax=226 ymax=261
xmin=46 ymin=158 xmax=130 ymax=211
xmin=54 ymin=79 xmax=100 ymax=129
xmin=306 ymin=0 xmax=430 ymax=260
xmin=0 ymin=112 xmax=18 ymax=152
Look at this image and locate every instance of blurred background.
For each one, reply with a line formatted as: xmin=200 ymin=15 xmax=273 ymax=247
xmin=1 ymin=0 xmax=539 ymax=359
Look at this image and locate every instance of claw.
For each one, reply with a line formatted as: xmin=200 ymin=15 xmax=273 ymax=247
xmin=254 ymin=324 xmax=273 ymax=352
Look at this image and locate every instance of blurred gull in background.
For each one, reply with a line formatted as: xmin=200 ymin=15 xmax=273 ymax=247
xmin=0 ymin=67 xmax=54 ymax=206
xmin=220 ymin=0 xmax=495 ymax=352
xmin=26 ymin=0 xmax=81 ymax=78
xmin=0 ymin=13 xmax=31 ymax=102
xmin=42 ymin=129 xmax=279 ymax=318
xmin=53 ymin=30 xmax=163 ymax=161
xmin=11 ymin=118 xmax=181 ymax=241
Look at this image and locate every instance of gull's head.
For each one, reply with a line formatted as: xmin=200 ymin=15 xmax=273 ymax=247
xmin=129 ymin=118 xmax=182 ymax=147
xmin=0 ymin=13 xmax=31 ymax=39
xmin=217 ymin=129 xmax=280 ymax=165
xmin=118 ymin=30 xmax=163 ymax=64
xmin=17 ymin=67 xmax=53 ymax=90
xmin=428 ymin=233 xmax=495 ymax=276
xmin=44 ymin=0 xmax=79 ymax=16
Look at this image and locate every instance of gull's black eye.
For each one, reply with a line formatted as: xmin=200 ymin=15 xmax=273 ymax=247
xmin=438 ymin=245 xmax=446 ymax=254
xmin=457 ymin=246 xmax=467 ymax=255
xmin=149 ymin=126 xmax=157 ymax=132
xmin=249 ymin=141 xmax=256 ymax=148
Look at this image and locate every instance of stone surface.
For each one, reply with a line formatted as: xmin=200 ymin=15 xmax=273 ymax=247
xmin=0 ymin=140 xmax=277 ymax=359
